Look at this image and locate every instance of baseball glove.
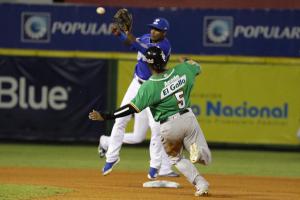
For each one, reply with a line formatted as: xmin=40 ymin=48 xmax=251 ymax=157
xmin=113 ymin=8 xmax=133 ymax=32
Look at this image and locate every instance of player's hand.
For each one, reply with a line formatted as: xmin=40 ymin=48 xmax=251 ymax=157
xmin=88 ymin=109 xmax=104 ymax=121
xmin=179 ymin=57 xmax=189 ymax=63
xmin=111 ymin=24 xmax=121 ymax=36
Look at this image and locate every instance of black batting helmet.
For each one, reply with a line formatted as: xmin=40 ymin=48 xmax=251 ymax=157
xmin=145 ymin=46 xmax=167 ymax=71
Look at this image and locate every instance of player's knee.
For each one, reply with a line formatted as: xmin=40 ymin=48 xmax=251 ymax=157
xmin=132 ymin=135 xmax=144 ymax=143
xmin=201 ymin=149 xmax=212 ymax=166
xmin=131 ymin=131 xmax=146 ymax=143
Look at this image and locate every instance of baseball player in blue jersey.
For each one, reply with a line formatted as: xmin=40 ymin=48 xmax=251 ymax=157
xmin=98 ymin=14 xmax=177 ymax=178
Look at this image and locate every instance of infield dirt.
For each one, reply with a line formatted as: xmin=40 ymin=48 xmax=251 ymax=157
xmin=1 ymin=167 xmax=300 ymax=200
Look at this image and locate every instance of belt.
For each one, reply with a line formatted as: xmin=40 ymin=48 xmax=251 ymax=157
xmin=137 ymin=78 xmax=144 ymax=85
xmin=135 ymin=76 xmax=145 ymax=85
xmin=160 ymin=108 xmax=190 ymax=124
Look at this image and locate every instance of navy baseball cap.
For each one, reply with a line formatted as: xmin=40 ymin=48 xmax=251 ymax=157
xmin=148 ymin=18 xmax=169 ymax=31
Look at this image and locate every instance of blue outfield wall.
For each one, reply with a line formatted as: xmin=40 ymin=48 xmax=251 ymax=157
xmin=0 ymin=56 xmax=113 ymax=142
xmin=0 ymin=3 xmax=300 ymax=57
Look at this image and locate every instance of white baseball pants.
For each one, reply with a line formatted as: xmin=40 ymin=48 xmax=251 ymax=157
xmin=159 ymin=109 xmax=212 ymax=188
xmin=103 ymin=77 xmax=173 ymax=174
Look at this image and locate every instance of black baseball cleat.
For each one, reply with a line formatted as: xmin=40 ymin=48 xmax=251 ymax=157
xmin=98 ymin=146 xmax=106 ymax=158
xmin=98 ymin=136 xmax=106 ymax=158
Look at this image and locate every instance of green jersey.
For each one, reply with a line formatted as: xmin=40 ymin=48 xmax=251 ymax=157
xmin=131 ymin=60 xmax=201 ymax=122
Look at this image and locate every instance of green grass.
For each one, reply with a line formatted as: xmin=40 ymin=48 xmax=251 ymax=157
xmin=0 ymin=143 xmax=300 ymax=178
xmin=0 ymin=184 xmax=71 ymax=200
xmin=202 ymin=150 xmax=300 ymax=177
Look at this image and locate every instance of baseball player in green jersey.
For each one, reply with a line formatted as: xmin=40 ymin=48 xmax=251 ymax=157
xmin=89 ymin=46 xmax=212 ymax=196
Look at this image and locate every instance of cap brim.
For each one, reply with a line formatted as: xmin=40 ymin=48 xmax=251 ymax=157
xmin=147 ymin=24 xmax=166 ymax=31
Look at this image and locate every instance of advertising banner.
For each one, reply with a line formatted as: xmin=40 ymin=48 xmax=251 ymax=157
xmin=117 ymin=60 xmax=300 ymax=145
xmin=191 ymin=62 xmax=300 ymax=145
xmin=0 ymin=56 xmax=110 ymax=141
xmin=1 ymin=3 xmax=300 ymax=57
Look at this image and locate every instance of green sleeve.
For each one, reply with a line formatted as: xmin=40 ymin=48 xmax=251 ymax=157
xmin=130 ymin=83 xmax=153 ymax=112
xmin=185 ymin=60 xmax=201 ymax=76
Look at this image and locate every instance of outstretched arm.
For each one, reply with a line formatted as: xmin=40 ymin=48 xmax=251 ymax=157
xmin=112 ymin=24 xmax=133 ymax=46
xmin=89 ymin=103 xmax=139 ymax=121
xmin=112 ymin=28 xmax=149 ymax=54
xmin=179 ymin=57 xmax=201 ymax=76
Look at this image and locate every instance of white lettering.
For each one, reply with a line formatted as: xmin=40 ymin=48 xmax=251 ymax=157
xmin=255 ymin=26 xmax=265 ymax=38
xmin=234 ymin=25 xmax=300 ymax=40
xmin=161 ymin=75 xmax=186 ymax=99
xmin=291 ymin=27 xmax=300 ymax=39
xmin=51 ymin=22 xmax=62 ymax=33
xmin=234 ymin=25 xmax=243 ymax=37
xmin=244 ymin=26 xmax=254 ymax=38
xmin=48 ymin=87 xmax=68 ymax=110
xmin=61 ymin=22 xmax=72 ymax=34
xmin=19 ymin=77 xmax=28 ymax=109
xmin=28 ymin=86 xmax=48 ymax=109
xmin=96 ymin=23 xmax=110 ymax=35
xmin=0 ymin=76 xmax=70 ymax=110
xmin=279 ymin=27 xmax=289 ymax=39
xmin=81 ymin=23 xmax=90 ymax=35
xmin=71 ymin=22 xmax=82 ymax=34
xmin=0 ymin=77 xmax=18 ymax=108
xmin=52 ymin=21 xmax=113 ymax=36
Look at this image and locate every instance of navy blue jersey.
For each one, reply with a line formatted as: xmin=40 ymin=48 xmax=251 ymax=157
xmin=131 ymin=34 xmax=171 ymax=80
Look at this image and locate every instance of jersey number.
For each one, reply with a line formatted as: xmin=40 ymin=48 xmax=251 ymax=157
xmin=175 ymin=91 xmax=185 ymax=109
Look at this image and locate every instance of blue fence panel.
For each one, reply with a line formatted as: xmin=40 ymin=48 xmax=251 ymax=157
xmin=0 ymin=56 xmax=108 ymax=142
xmin=0 ymin=3 xmax=299 ymax=57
